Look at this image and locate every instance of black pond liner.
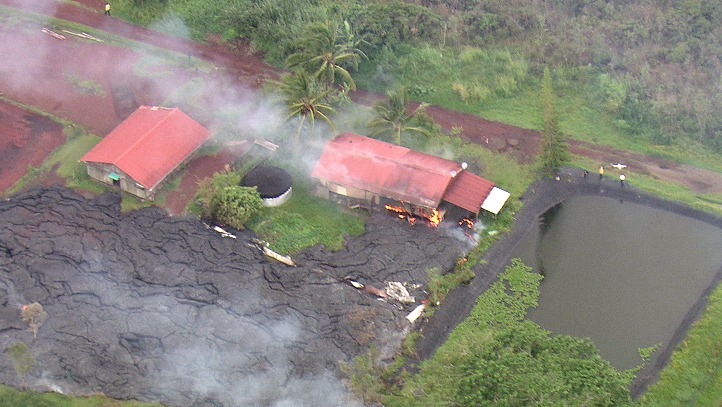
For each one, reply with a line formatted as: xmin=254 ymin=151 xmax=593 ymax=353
xmin=241 ymin=165 xmax=292 ymax=199
xmin=408 ymin=166 xmax=722 ymax=400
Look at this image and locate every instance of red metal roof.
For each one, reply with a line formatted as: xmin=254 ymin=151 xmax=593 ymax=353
xmin=312 ymin=132 xmax=496 ymax=212
xmin=81 ymin=106 xmax=210 ymax=189
xmin=442 ymin=170 xmax=496 ymax=213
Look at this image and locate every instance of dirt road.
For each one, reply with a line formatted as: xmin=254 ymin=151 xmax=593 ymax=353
xmin=4 ymin=0 xmax=722 ymax=199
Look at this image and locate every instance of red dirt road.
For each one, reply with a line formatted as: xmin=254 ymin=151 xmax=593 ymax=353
xmin=0 ymin=0 xmax=277 ymax=209
xmin=3 ymin=0 xmax=722 ymax=212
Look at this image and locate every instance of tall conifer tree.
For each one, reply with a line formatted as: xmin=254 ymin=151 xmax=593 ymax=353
xmin=540 ymin=67 xmax=570 ymax=174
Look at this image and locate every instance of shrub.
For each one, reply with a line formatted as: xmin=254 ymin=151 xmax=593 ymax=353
xmin=210 ymin=186 xmax=263 ymax=229
xmin=21 ymin=303 xmax=47 ymax=339
xmin=6 ymin=342 xmax=36 ymax=383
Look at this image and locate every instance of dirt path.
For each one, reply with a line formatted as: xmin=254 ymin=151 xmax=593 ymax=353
xmin=5 ymin=0 xmax=722 ymax=400
xmin=4 ymin=0 xmax=722 ymax=201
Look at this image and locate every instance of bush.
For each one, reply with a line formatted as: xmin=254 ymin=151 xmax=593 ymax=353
xmin=5 ymin=342 xmax=36 ymax=383
xmin=210 ymin=186 xmax=263 ymax=229
xmin=195 ymin=170 xmax=242 ymax=218
xmin=21 ymin=303 xmax=47 ymax=339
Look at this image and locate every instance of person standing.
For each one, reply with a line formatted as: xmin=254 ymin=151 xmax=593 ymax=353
xmin=620 ymin=173 xmax=626 ymax=186
xmin=104 ymin=2 xmax=111 ymax=15
xmin=599 ymin=165 xmax=604 ymax=180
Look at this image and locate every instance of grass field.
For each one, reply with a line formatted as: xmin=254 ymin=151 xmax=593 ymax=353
xmin=7 ymin=1 xmax=722 ymax=404
xmin=0 ymin=385 xmax=164 ymax=407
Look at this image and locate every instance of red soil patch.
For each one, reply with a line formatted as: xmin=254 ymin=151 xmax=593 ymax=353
xmin=164 ymin=146 xmax=246 ymax=216
xmin=0 ymin=101 xmax=65 ymax=192
xmin=3 ymin=0 xmax=722 ymax=212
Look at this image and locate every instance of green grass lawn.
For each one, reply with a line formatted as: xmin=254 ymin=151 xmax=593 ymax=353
xmin=5 ymin=3 xmax=722 ymax=403
xmin=0 ymin=385 xmax=164 ymax=407
xmin=247 ymin=174 xmax=367 ymax=255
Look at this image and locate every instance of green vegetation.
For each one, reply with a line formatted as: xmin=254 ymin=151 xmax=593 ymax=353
xmin=369 ymin=87 xmax=430 ymax=146
xmin=0 ymin=384 xmax=164 ymax=407
xmin=192 ymin=164 xmax=367 ymax=255
xmin=194 ymin=170 xmax=243 ymax=216
xmin=425 ymin=265 xmax=473 ymax=307
xmin=347 ymin=260 xmax=634 ymax=406
xmin=285 ymin=21 xmax=367 ymax=91
xmin=210 ymin=186 xmax=263 ymax=229
xmin=6 ymin=342 xmax=36 ymax=384
xmin=272 ymin=71 xmax=338 ymax=142
xmin=247 ymin=178 xmax=367 ymax=255
xmin=539 ymin=67 xmax=570 ymax=175
xmin=637 ymin=283 xmax=722 ymax=407
xmin=64 ymin=74 xmax=106 ymax=97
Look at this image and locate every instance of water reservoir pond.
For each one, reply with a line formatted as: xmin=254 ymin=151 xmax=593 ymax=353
xmin=512 ymin=194 xmax=722 ymax=371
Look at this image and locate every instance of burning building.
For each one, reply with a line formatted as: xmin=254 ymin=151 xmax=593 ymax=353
xmin=311 ymin=132 xmax=510 ymax=224
xmin=80 ymin=106 xmax=210 ymax=200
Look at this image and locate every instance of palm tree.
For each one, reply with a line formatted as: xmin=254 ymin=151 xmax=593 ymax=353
xmin=369 ymin=88 xmax=431 ymax=145
xmin=285 ymin=21 xmax=367 ymax=91
xmin=275 ymin=72 xmax=337 ymax=143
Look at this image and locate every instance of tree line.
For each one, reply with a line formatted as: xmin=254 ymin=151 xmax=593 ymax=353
xmin=220 ymin=0 xmax=722 ymax=151
xmin=121 ymin=0 xmax=722 ymax=151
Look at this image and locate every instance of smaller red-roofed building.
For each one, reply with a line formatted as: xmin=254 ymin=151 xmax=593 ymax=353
xmin=312 ymin=132 xmax=509 ymax=223
xmin=81 ymin=106 xmax=210 ymax=200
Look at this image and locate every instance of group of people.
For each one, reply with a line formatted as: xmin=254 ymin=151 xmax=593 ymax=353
xmin=594 ymin=165 xmax=626 ymax=186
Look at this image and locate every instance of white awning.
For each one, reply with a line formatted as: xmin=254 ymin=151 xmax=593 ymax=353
xmin=480 ymin=187 xmax=511 ymax=214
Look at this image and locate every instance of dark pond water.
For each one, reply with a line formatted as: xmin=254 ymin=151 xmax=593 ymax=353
xmin=512 ymin=194 xmax=722 ymax=371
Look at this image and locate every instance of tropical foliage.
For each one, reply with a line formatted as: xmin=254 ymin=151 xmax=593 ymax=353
xmin=369 ymin=88 xmax=430 ymax=145
xmin=457 ymin=322 xmax=632 ymax=407
xmin=195 ymin=170 xmax=242 ymax=219
xmin=273 ymin=71 xmax=337 ymax=142
xmin=116 ymin=0 xmax=722 ymax=152
xmin=285 ymin=21 xmax=367 ymax=91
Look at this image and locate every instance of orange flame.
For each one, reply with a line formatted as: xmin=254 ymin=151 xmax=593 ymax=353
xmin=459 ymin=218 xmax=475 ymax=228
xmin=385 ymin=205 xmax=440 ymax=226
xmin=22 ymin=305 xmax=27 ymax=310
xmin=428 ymin=209 xmax=441 ymax=227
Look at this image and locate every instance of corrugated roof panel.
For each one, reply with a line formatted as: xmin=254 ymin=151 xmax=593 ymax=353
xmin=81 ymin=106 xmax=210 ymax=189
xmin=312 ymin=133 xmax=461 ymax=208
xmin=314 ymin=133 xmax=494 ymax=209
xmin=442 ymin=170 xmax=496 ymax=213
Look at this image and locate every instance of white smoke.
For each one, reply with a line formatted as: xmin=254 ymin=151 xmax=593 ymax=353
xmin=438 ymin=218 xmax=487 ymax=248
xmin=148 ymin=13 xmax=190 ymax=40
xmin=155 ymin=314 xmax=363 ymax=407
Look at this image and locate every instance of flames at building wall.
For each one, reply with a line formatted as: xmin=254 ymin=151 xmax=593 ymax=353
xmin=384 ymin=203 xmax=442 ymax=226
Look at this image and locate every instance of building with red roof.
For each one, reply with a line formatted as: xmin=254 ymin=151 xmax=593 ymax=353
xmin=312 ymin=132 xmax=509 ymax=222
xmin=81 ymin=106 xmax=210 ymax=200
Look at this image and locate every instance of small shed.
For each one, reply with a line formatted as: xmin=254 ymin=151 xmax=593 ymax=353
xmin=80 ymin=106 xmax=210 ymax=200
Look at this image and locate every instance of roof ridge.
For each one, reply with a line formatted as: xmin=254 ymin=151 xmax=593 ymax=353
xmin=333 ymin=135 xmax=461 ymax=177
xmin=112 ymin=107 xmax=176 ymax=166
